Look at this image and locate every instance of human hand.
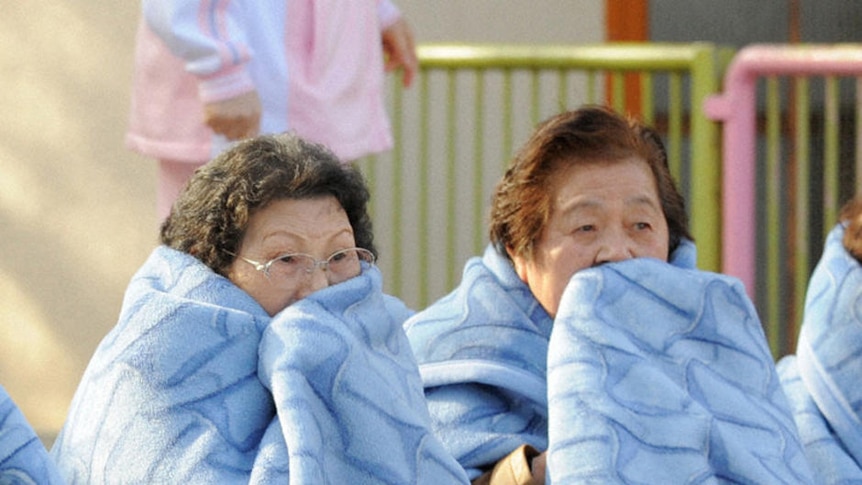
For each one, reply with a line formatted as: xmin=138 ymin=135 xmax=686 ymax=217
xmin=381 ymin=17 xmax=418 ymax=88
xmin=203 ymin=90 xmax=262 ymax=141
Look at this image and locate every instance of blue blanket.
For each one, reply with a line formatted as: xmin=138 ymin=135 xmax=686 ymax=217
xmin=51 ymin=246 xmax=468 ymax=484
xmin=0 ymin=385 xmax=63 ymax=484
xmin=404 ymin=242 xmax=694 ymax=478
xmin=777 ymin=224 xmax=862 ymax=484
xmin=406 ymin=242 xmax=813 ymax=482
xmin=549 ymin=258 xmax=812 ymax=483
xmin=404 ymin=244 xmax=557 ymax=478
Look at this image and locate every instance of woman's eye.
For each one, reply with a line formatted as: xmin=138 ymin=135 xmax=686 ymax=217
xmin=634 ymin=222 xmax=652 ymax=230
xmin=576 ymin=224 xmax=595 ymax=233
xmin=278 ymin=255 xmax=299 ymax=265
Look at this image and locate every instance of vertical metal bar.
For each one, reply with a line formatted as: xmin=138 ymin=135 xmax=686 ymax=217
xmin=793 ymin=77 xmax=811 ymax=351
xmin=558 ymin=68 xmax=569 ymax=112
xmin=824 ymin=76 xmax=840 ymax=235
xmin=687 ymin=46 xmax=720 ymax=273
xmin=712 ymin=55 xmax=758 ymax=300
xmin=446 ymin=69 xmax=458 ymax=291
xmin=503 ymin=68 xmax=514 ymax=170
xmin=667 ymin=73 xmax=683 ymax=183
xmin=612 ymin=71 xmax=625 ymax=112
xmin=641 ymin=72 xmax=654 ymax=125
xmin=474 ymin=69 xmax=486 ymax=255
xmin=418 ymin=72 xmax=431 ymax=307
xmin=532 ymin=69 xmax=541 ymax=126
xmin=765 ymin=76 xmax=782 ymax=357
xmin=363 ymin=158 xmax=377 ymax=220
xmin=391 ymin=78 xmax=405 ymax=296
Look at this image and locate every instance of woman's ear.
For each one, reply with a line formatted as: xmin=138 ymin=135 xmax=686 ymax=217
xmin=507 ymin=246 xmax=530 ymax=283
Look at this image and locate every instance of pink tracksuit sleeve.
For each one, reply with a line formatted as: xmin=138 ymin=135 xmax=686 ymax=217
xmin=142 ymin=0 xmax=257 ymax=103
xmin=127 ymin=0 xmax=398 ymax=163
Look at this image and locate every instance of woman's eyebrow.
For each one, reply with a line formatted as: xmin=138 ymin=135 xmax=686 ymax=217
xmin=624 ymin=194 xmax=662 ymax=210
xmin=557 ymin=197 xmax=601 ymax=215
xmin=261 ymin=227 xmax=354 ymax=248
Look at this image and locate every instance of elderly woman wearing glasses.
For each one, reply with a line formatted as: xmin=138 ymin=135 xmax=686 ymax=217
xmin=50 ymin=133 xmax=468 ymax=484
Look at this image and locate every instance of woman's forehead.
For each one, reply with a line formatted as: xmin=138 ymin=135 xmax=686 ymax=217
xmin=245 ymin=197 xmax=353 ymax=246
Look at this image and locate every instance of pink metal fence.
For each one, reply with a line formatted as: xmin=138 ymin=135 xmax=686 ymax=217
xmin=705 ymin=44 xmax=862 ymax=356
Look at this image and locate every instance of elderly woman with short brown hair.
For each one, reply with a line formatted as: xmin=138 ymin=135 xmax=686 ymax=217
xmin=488 ymin=106 xmax=691 ymax=318
xmin=51 ymin=133 xmax=469 ymax=484
xmin=406 ymin=106 xmax=812 ymax=484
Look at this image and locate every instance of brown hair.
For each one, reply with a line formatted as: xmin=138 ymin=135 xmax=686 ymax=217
xmin=841 ymin=195 xmax=862 ymax=263
xmin=160 ymin=132 xmax=375 ymax=276
xmin=489 ymin=105 xmax=691 ymax=261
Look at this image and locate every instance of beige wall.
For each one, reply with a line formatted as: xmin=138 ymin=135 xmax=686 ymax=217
xmin=0 ymin=1 xmax=602 ymax=439
xmin=1 ymin=3 xmax=156 ymax=438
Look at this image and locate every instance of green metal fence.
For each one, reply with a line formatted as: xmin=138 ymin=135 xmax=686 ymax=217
xmin=358 ymin=42 xmax=723 ymax=310
xmin=759 ymin=74 xmax=861 ymax=357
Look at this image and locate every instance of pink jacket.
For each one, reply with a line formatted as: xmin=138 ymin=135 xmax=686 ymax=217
xmin=126 ymin=0 xmax=399 ymax=163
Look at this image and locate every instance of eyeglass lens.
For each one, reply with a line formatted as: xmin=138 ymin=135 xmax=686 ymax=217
xmin=270 ymin=248 xmax=373 ymax=283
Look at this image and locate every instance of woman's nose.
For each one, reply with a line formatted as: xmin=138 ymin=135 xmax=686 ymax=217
xmin=295 ymin=266 xmax=331 ymax=299
xmin=595 ymin=231 xmax=635 ymax=264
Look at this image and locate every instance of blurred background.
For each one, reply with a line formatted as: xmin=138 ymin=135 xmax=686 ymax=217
xmin=1 ymin=0 xmax=858 ymax=442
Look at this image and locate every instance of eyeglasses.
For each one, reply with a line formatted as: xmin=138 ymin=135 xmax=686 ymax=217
xmin=231 ymin=247 xmax=375 ymax=285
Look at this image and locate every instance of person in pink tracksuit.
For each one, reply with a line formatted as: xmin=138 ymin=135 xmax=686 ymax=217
xmin=126 ymin=1 xmax=417 ymax=220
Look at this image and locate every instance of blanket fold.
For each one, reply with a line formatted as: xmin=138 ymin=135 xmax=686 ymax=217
xmin=549 ymin=258 xmax=813 ymax=484
xmin=255 ymin=257 xmax=469 ymax=484
xmin=51 ymin=246 xmax=468 ymax=484
xmin=404 ymin=244 xmax=697 ymax=479
xmin=777 ymin=224 xmax=862 ymax=483
xmin=0 ymin=385 xmax=63 ymax=484
xmin=404 ymin=245 xmax=555 ymax=478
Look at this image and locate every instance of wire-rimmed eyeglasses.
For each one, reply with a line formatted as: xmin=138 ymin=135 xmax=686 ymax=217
xmin=229 ymin=247 xmax=375 ymax=285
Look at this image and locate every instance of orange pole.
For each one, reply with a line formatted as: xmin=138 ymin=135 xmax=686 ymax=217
xmin=605 ymin=0 xmax=649 ymax=117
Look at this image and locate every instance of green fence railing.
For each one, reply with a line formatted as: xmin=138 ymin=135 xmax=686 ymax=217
xmin=359 ymin=42 xmax=723 ymax=310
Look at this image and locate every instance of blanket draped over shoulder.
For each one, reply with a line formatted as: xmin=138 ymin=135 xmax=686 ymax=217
xmin=0 ymin=385 xmax=63 ymax=484
xmin=406 ymin=242 xmax=813 ymax=483
xmin=404 ymin=244 xmax=556 ymax=478
xmin=51 ymin=246 xmax=468 ymax=484
xmin=549 ymin=257 xmax=812 ymax=483
xmin=777 ymin=224 xmax=862 ymax=484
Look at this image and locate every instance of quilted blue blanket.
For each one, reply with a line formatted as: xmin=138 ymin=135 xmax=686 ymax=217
xmin=549 ymin=257 xmax=812 ymax=483
xmin=404 ymin=242 xmax=693 ymax=478
xmin=51 ymin=246 xmax=468 ymax=484
xmin=0 ymin=385 xmax=63 ymax=484
xmin=777 ymin=224 xmax=862 ymax=484
xmin=406 ymin=242 xmax=813 ymax=482
xmin=404 ymin=244 xmax=556 ymax=478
